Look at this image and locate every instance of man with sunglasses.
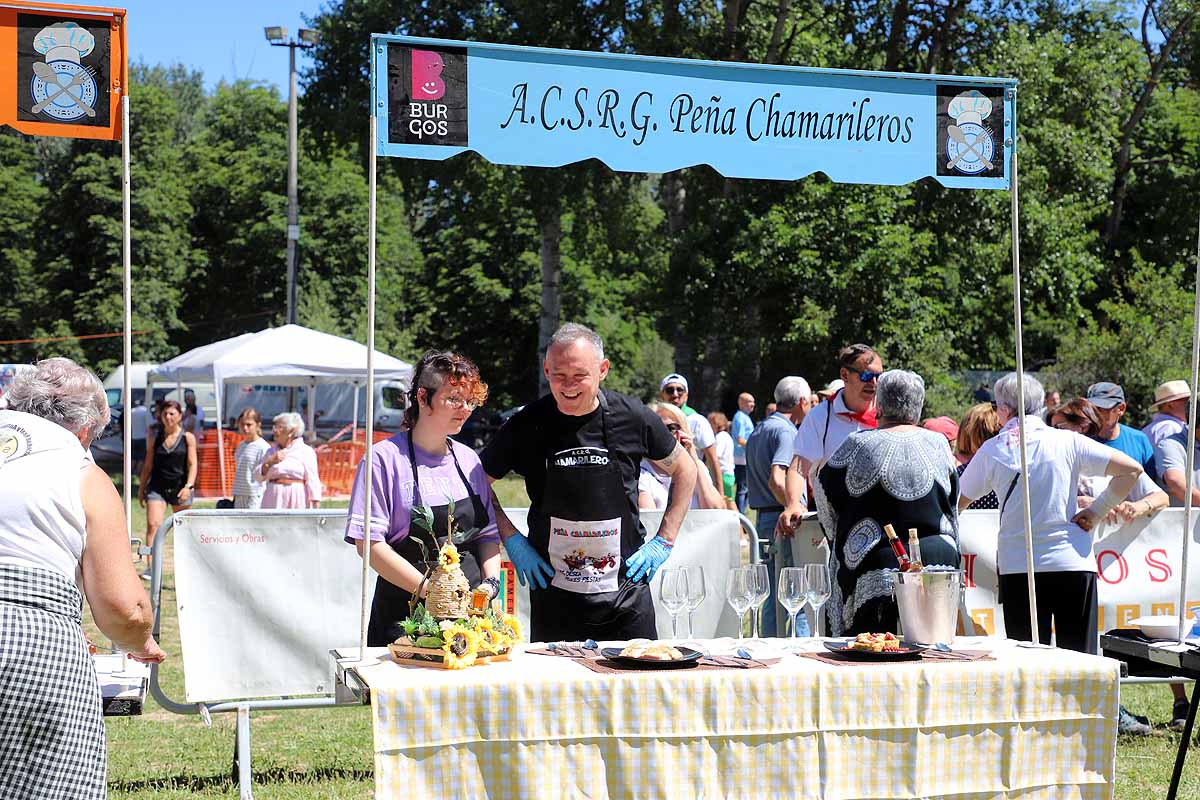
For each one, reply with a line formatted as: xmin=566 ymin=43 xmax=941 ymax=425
xmin=777 ymin=343 xmax=883 ymax=539
xmin=660 ymin=373 xmax=723 ymax=492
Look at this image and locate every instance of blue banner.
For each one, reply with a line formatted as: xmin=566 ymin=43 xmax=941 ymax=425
xmin=371 ymin=35 xmax=1016 ymax=190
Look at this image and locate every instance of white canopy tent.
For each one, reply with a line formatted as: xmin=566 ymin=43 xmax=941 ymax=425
xmin=149 ymin=324 xmax=413 ymax=492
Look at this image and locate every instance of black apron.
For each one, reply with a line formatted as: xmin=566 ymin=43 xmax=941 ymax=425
xmin=366 ymin=435 xmax=489 ymax=646
xmin=527 ymin=392 xmax=656 ymax=642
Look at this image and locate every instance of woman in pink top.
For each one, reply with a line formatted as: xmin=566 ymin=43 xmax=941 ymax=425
xmin=257 ymin=412 xmax=322 ymax=508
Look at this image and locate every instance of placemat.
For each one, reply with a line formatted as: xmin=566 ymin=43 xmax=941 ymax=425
xmin=575 ymin=656 xmax=781 ymax=674
xmin=527 ymin=647 xmax=597 ymax=658
xmin=799 ymin=650 xmax=993 ymax=667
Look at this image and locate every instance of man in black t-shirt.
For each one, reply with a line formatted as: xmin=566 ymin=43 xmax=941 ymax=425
xmin=481 ymin=323 xmax=697 ymax=642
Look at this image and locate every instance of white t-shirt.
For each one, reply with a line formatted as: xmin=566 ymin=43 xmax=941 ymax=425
xmin=233 ymin=437 xmax=272 ymax=507
xmin=714 ymin=430 xmax=735 ymax=476
xmin=0 ymin=410 xmax=89 ymax=586
xmin=686 ymin=410 xmax=716 ymax=451
xmin=1080 ymin=472 xmax=1161 ymax=503
xmin=638 ymin=456 xmax=716 ymax=510
xmin=793 ymin=391 xmax=875 ymax=477
xmin=959 ymin=416 xmax=1113 ymax=574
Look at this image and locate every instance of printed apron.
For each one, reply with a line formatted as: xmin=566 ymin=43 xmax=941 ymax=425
xmin=366 ymin=436 xmax=489 ymax=646
xmin=528 ymin=393 xmax=656 ymax=642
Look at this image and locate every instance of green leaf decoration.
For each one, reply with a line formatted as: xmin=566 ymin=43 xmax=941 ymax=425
xmin=399 ymin=618 xmax=419 ymax=637
xmin=414 ymin=635 xmax=445 ymax=649
xmin=411 ymin=504 xmax=435 ymax=535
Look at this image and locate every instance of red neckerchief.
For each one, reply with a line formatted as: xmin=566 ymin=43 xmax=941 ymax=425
xmin=837 ymin=389 xmax=878 ymax=429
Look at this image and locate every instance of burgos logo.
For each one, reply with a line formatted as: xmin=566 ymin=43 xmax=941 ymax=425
xmin=388 ymin=43 xmax=467 ymax=146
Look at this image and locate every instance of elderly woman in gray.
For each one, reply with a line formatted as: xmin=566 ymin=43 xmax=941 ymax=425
xmin=817 ymin=370 xmax=961 ymax=635
xmin=0 ymin=358 xmax=165 ymax=799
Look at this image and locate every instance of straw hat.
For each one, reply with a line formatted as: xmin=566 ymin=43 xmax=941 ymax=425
xmin=1152 ymin=380 xmax=1191 ymax=409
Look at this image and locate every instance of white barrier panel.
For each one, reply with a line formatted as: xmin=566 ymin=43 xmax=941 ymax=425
xmin=801 ymin=508 xmax=1200 ymax=638
xmin=502 ymin=509 xmax=745 ymax=639
xmin=173 ymin=511 xmax=374 ymax=703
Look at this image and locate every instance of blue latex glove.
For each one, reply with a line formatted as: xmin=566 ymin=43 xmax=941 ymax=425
xmin=503 ymin=534 xmax=555 ymax=589
xmin=626 ymin=536 xmax=674 ymax=583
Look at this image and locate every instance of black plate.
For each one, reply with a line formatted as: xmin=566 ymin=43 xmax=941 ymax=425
xmin=822 ymin=639 xmax=928 ymax=661
xmin=600 ymin=646 xmax=704 ymax=669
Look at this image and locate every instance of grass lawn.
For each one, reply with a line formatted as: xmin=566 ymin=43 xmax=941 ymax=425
xmin=93 ymin=476 xmax=1198 ymax=797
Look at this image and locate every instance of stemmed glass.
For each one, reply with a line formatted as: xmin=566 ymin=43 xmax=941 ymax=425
xmin=725 ymin=567 xmax=754 ymax=639
xmin=682 ymin=565 xmax=705 ymax=639
xmin=659 ymin=568 xmax=688 ymax=639
xmin=778 ymin=567 xmax=808 ymax=638
xmin=749 ymin=563 xmax=770 ymax=639
xmin=803 ymin=562 xmax=831 ymax=638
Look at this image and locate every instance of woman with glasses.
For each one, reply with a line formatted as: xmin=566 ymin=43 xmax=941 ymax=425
xmin=638 ymin=403 xmax=726 ymax=510
xmin=817 ymin=370 xmax=961 ymax=635
xmin=344 ymin=351 xmax=502 ymax=646
xmin=258 ymin=412 xmax=323 ymax=509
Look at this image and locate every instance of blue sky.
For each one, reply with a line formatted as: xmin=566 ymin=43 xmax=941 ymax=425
xmin=116 ymin=0 xmax=329 ymax=91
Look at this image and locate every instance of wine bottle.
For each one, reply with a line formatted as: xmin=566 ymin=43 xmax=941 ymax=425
xmin=907 ymin=528 xmax=923 ymax=569
xmin=883 ymin=524 xmax=917 ymax=571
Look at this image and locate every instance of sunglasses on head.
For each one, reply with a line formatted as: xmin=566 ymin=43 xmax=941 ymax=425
xmin=663 ymin=385 xmax=686 ymax=395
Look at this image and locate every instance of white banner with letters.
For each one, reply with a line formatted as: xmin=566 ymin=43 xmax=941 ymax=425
xmin=173 ymin=510 xmax=374 ymax=703
xmin=502 ymin=508 xmax=745 ymax=639
xmin=797 ymin=508 xmax=1200 ymax=638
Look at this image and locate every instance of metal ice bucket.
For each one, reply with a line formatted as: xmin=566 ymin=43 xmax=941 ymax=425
xmin=893 ymin=569 xmax=962 ymax=645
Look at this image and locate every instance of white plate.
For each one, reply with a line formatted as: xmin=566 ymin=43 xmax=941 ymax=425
xmin=1129 ymin=615 xmax=1196 ymax=640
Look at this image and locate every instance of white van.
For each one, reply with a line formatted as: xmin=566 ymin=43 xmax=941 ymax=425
xmin=101 ymin=363 xmax=218 ymax=420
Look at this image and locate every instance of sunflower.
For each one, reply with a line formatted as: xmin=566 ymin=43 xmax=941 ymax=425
xmin=501 ymin=613 xmax=523 ymax=642
xmin=474 ymin=617 xmax=507 ymax=654
xmin=438 ymin=543 xmax=461 ymax=570
xmin=442 ymin=622 xmax=481 ymax=669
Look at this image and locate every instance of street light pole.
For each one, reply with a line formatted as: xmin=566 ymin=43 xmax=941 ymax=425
xmin=265 ymin=26 xmax=319 ymax=326
xmin=286 ymin=43 xmax=298 ymax=325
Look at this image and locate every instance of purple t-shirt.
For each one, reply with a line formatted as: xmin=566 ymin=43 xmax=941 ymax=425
xmin=343 ymin=432 xmax=498 ymax=546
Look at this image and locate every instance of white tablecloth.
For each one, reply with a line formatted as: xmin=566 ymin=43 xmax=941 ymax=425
xmin=338 ymin=637 xmax=1120 ymax=799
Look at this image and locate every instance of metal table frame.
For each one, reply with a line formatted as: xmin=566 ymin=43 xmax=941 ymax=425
xmin=1100 ymin=634 xmax=1200 ymax=800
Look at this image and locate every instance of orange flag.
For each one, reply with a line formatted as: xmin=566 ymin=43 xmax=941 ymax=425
xmin=0 ymin=1 xmax=126 ymax=140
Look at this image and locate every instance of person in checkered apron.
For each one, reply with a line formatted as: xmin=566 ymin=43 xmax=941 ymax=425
xmin=0 ymin=358 xmax=165 ymax=799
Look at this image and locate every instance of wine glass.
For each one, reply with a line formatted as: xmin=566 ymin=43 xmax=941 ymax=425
xmin=725 ymin=567 xmax=754 ymax=639
xmin=659 ymin=568 xmax=688 ymax=640
xmin=682 ymin=564 xmax=705 ymax=639
xmin=749 ymin=563 xmax=770 ymax=639
xmin=803 ymin=562 xmax=831 ymax=638
xmin=778 ymin=567 xmax=808 ymax=638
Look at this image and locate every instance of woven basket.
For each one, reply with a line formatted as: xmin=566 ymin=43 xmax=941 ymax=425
xmin=426 ymin=565 xmax=472 ymax=620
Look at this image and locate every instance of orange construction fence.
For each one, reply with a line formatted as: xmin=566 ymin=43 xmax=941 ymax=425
xmin=194 ymin=428 xmax=396 ymax=500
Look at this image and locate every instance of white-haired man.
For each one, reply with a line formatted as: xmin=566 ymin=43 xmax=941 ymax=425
xmin=746 ymin=376 xmax=814 ymax=636
xmin=482 ymin=323 xmax=697 ymax=642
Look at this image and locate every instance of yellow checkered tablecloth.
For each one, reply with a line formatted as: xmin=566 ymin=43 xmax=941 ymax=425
xmin=345 ymin=639 xmax=1119 ymax=800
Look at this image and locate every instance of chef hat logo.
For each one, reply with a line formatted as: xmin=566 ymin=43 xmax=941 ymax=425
xmin=33 ymin=22 xmax=95 ymax=65
xmin=947 ymin=89 xmax=992 ymax=126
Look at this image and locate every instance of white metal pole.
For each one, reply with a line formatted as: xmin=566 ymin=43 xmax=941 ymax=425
xmin=1010 ymin=148 xmax=1040 ymax=643
xmin=122 ymin=94 xmax=132 ymax=537
xmin=1178 ymin=211 xmax=1200 ymax=642
xmin=351 ymin=381 xmax=359 ymax=444
xmin=306 ymin=380 xmax=316 ymax=442
xmin=359 ymin=114 xmax=378 ymax=659
xmin=216 ymin=388 xmax=227 ymax=497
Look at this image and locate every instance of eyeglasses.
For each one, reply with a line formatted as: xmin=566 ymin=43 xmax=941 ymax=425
xmin=663 ymin=385 xmax=686 ymax=395
xmin=856 ymin=371 xmax=882 ymax=383
xmin=442 ymin=396 xmax=479 ymax=411
xmin=665 ymin=422 xmax=683 ymax=433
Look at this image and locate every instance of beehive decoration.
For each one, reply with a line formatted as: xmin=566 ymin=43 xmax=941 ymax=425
xmin=425 ymin=542 xmax=472 ymax=620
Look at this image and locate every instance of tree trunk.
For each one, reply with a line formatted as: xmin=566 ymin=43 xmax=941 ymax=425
xmin=884 ymin=0 xmax=911 ymax=71
xmin=535 ymin=203 xmax=563 ymax=396
xmin=766 ymin=0 xmax=794 ymax=65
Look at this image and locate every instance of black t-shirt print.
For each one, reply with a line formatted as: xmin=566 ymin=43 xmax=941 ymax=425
xmin=481 ymin=389 xmax=677 ymax=512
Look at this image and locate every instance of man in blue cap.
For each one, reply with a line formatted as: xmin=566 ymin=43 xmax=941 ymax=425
xmin=1087 ymin=382 xmax=1156 ymax=481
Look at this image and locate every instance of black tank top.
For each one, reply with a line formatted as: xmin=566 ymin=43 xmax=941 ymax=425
xmin=151 ymin=431 xmax=188 ymax=490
